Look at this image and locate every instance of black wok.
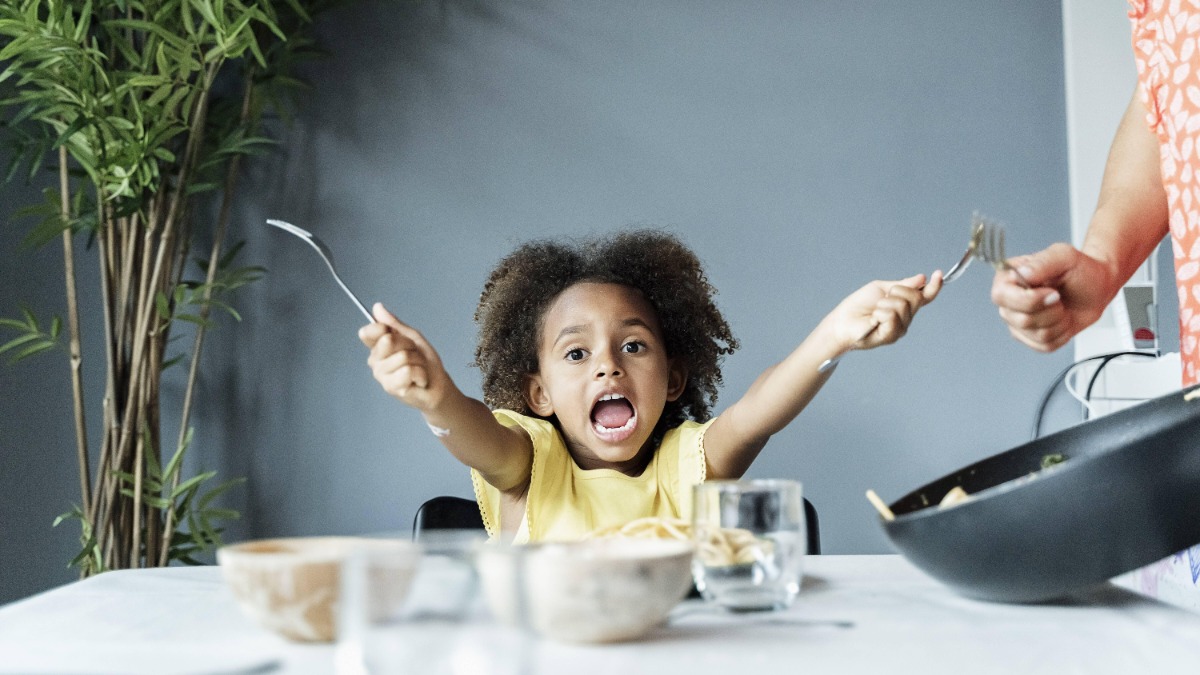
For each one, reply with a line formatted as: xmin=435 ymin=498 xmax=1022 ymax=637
xmin=881 ymin=383 xmax=1200 ymax=603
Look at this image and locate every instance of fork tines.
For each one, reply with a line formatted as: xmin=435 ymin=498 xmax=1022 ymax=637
xmin=972 ymin=212 xmax=1031 ymax=289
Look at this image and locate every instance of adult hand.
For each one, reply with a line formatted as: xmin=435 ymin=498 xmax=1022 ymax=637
xmin=991 ymin=243 xmax=1119 ymax=352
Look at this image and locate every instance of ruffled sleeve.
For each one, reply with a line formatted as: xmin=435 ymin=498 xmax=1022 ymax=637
xmin=470 ymin=409 xmax=559 ymax=543
xmin=659 ymin=419 xmax=713 ymax=520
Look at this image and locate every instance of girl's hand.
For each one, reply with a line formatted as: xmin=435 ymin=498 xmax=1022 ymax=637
xmin=358 ymin=302 xmax=451 ymax=412
xmin=831 ymin=271 xmax=943 ymax=351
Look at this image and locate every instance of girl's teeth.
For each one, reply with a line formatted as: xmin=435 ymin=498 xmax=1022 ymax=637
xmin=594 ymin=417 xmax=636 ymax=433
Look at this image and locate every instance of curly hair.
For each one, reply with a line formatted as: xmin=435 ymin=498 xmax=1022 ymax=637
xmin=472 ymin=229 xmax=739 ymax=441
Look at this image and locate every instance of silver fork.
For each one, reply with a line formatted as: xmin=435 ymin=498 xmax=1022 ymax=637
xmin=816 ymin=220 xmax=984 ymax=373
xmin=974 ymin=213 xmax=1032 ymax=289
xmin=266 ymin=219 xmax=375 ymax=323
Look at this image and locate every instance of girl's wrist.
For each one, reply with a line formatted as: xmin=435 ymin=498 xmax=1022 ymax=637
xmin=420 ymin=384 xmax=468 ymax=434
xmin=811 ymin=315 xmax=853 ymax=361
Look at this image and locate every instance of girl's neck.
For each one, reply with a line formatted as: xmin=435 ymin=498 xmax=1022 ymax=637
xmin=566 ymin=437 xmax=657 ymax=476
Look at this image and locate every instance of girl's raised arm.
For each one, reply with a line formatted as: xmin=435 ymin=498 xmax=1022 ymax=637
xmin=701 ymin=272 xmax=941 ymax=479
xmin=360 ymin=303 xmax=533 ymax=492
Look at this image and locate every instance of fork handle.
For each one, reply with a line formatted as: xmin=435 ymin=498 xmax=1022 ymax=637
xmin=1001 ymin=262 xmax=1032 ymax=290
xmin=816 ymin=322 xmax=880 ymax=373
xmin=337 ymin=274 xmax=375 ymax=323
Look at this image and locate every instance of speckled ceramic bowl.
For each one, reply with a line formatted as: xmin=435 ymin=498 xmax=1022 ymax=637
xmin=475 ymin=538 xmax=695 ymax=643
xmin=217 ymin=536 xmax=420 ymax=642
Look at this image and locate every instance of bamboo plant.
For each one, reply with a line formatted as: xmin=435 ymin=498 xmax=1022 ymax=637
xmin=0 ymin=0 xmax=341 ymax=574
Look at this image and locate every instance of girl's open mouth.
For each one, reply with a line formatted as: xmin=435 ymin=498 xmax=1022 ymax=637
xmin=591 ymin=393 xmax=637 ymax=441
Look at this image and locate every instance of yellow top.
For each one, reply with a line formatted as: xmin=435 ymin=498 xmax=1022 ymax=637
xmin=471 ymin=410 xmax=712 ymax=544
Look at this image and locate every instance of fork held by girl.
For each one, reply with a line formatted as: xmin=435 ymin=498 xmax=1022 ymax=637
xmin=359 ymin=229 xmax=942 ymax=544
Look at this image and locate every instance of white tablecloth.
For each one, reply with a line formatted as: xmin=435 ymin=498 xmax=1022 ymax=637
xmin=2 ymin=555 xmax=1199 ymax=674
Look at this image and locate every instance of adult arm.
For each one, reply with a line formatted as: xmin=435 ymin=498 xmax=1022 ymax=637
xmin=992 ymin=91 xmax=1169 ymax=351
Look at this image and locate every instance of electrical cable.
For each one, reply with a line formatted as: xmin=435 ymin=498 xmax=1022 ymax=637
xmin=1030 ymin=350 xmax=1159 ymax=440
xmin=1082 ymin=350 xmax=1158 ymax=419
xmin=1062 ymin=361 xmax=1098 ymax=418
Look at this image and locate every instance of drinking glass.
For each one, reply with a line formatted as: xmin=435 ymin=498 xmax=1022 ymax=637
xmin=336 ymin=531 xmax=530 ymax=675
xmin=691 ymin=479 xmax=806 ymax=611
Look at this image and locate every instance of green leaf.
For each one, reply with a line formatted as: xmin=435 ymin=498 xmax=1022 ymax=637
xmin=52 ymin=505 xmax=83 ymax=528
xmin=215 ymin=302 xmax=242 ymax=322
xmin=155 ymin=291 xmax=170 ymax=320
xmin=19 ymin=307 xmax=37 ymax=330
xmin=10 ymin=340 xmax=55 ymax=361
xmin=281 ymin=0 xmax=312 ymax=24
xmin=171 ymin=470 xmax=217 ymax=500
xmin=163 ymin=441 xmax=188 ymax=484
xmin=103 ymin=19 xmax=191 ymax=53
xmin=54 ymin=115 xmax=89 ymax=149
xmin=190 ymin=0 xmax=221 ymax=31
xmin=0 ymin=332 xmax=41 ymax=354
xmin=118 ymin=488 xmax=172 ymax=510
xmin=175 ymin=313 xmax=213 ymax=328
xmin=184 ymin=181 xmax=219 ymax=195
xmin=145 ymin=445 xmax=164 ymax=482
xmin=197 ymin=476 xmax=245 ymax=510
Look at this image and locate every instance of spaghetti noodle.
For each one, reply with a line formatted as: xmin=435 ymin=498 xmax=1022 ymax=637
xmin=584 ymin=516 xmax=771 ymax=567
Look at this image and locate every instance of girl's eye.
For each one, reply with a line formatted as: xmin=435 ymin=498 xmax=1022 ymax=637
xmin=565 ymin=348 xmax=586 ymax=361
xmin=622 ymin=341 xmax=645 ymax=354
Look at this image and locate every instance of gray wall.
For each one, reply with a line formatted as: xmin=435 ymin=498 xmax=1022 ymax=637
xmin=1 ymin=0 xmax=1076 ymax=603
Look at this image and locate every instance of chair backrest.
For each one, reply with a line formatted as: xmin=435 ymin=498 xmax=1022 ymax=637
xmin=803 ymin=497 xmax=821 ymax=555
xmin=411 ymin=494 xmax=821 ymax=553
xmin=412 ymin=496 xmax=485 ymax=541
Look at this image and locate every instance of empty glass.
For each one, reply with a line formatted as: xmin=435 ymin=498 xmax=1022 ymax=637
xmin=691 ymin=479 xmax=806 ymax=611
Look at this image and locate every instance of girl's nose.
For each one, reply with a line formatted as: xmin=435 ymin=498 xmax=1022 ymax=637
xmin=593 ymin=348 xmax=623 ymax=378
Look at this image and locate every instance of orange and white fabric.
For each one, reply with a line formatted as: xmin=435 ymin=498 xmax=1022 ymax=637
xmin=1130 ymin=0 xmax=1200 ymax=386
xmin=1124 ymin=0 xmax=1200 ymax=612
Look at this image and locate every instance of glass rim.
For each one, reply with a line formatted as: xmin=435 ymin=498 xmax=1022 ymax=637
xmin=694 ymin=478 xmax=802 ymax=493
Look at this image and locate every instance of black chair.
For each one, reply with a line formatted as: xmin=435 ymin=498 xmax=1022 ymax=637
xmin=412 ymin=495 xmax=485 ymax=540
xmin=412 ymin=494 xmax=821 ymax=554
xmin=803 ymin=497 xmax=821 ymax=554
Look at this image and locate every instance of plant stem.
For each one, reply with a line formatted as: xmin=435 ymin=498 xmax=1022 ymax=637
xmin=58 ymin=146 xmax=91 ymax=520
xmin=160 ymin=71 xmax=256 ymax=565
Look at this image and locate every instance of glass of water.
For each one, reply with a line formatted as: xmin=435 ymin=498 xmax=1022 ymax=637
xmin=691 ymin=479 xmax=806 ymax=611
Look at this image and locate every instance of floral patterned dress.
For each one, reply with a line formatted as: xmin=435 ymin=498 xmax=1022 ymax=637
xmin=1123 ymin=0 xmax=1200 ymax=610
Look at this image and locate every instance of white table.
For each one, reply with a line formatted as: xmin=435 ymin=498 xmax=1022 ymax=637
xmin=2 ymin=555 xmax=1200 ymax=674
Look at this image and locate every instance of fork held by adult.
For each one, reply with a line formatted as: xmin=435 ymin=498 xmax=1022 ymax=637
xmin=974 ymin=213 xmax=1032 ymax=290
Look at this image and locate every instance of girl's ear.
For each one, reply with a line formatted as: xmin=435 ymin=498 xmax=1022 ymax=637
xmin=523 ymin=373 xmax=555 ymax=416
xmin=665 ymin=360 xmax=688 ymax=402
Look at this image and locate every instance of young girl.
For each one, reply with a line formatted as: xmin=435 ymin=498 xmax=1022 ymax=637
xmin=360 ymin=229 xmax=942 ymax=544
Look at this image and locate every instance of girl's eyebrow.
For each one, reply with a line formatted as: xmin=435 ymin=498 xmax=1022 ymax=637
xmin=552 ymin=325 xmax=586 ymax=347
xmin=551 ymin=318 xmax=652 ymax=345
